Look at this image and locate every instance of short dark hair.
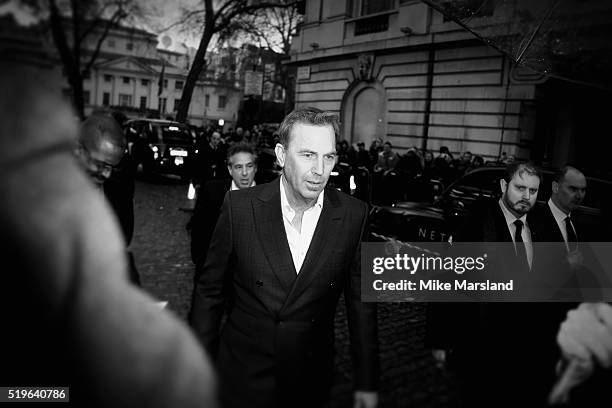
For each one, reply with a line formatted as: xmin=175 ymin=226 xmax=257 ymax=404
xmin=553 ymin=165 xmax=580 ymax=183
xmin=503 ymin=161 xmax=541 ymax=183
xmin=227 ymin=143 xmax=257 ymax=163
xmin=277 ymin=107 xmax=339 ymax=147
xmin=384 ymin=141 xmax=392 ymax=147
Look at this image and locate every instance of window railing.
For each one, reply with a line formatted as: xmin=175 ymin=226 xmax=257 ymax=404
xmin=354 ymin=14 xmax=389 ymax=35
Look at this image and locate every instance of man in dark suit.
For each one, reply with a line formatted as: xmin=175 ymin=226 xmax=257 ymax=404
xmin=76 ymin=113 xmax=141 ymax=286
xmin=427 ymin=162 xmax=545 ymax=407
xmin=532 ymin=165 xmax=586 ymax=247
xmin=188 ymin=143 xmax=258 ymax=271
xmin=190 ymin=107 xmax=379 ymax=408
xmin=194 ymin=131 xmax=227 ymax=185
xmin=532 ymin=167 xmax=612 ymax=405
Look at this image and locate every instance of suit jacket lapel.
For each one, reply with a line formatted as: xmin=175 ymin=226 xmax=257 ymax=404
xmin=253 ymin=178 xmax=297 ymax=293
xmin=282 ymin=188 xmax=343 ymax=310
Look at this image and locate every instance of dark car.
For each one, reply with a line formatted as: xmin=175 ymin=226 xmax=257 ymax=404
xmin=125 ymin=119 xmax=194 ymax=180
xmin=369 ymin=167 xmax=612 ymax=243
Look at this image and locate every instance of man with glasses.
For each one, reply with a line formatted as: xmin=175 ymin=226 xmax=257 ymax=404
xmin=76 ymin=113 xmax=141 ymax=285
xmin=76 ymin=114 xmax=126 ymax=188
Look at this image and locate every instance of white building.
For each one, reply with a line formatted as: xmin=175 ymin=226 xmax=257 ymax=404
xmin=289 ymin=0 xmax=612 ymax=169
xmin=35 ymin=20 xmax=242 ymax=128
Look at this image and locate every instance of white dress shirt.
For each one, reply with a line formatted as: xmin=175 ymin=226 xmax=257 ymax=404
xmin=280 ymin=177 xmax=324 ymax=274
xmin=499 ymin=199 xmax=533 ymax=269
xmin=547 ymin=198 xmax=575 ymax=251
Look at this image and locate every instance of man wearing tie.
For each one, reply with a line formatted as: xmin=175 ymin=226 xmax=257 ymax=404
xmin=190 ymin=107 xmax=379 ymax=408
xmin=533 ymin=166 xmax=585 ymax=246
xmin=427 ymin=162 xmax=544 ymax=407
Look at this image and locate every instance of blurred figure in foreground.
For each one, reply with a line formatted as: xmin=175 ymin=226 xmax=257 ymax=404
xmin=0 ymin=65 xmax=217 ymax=407
xmin=550 ymin=302 xmax=612 ymax=406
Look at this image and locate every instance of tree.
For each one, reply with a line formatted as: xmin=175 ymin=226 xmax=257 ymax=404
xmin=170 ymin=0 xmax=299 ymax=124
xmin=217 ymin=4 xmax=303 ymax=114
xmin=19 ymin=0 xmax=143 ymax=118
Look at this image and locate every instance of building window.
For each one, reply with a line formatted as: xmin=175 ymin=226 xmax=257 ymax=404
xmin=108 ymin=39 xmax=115 ymax=48
xmin=122 ymin=76 xmax=130 ymax=84
xmin=218 ymin=95 xmax=227 ymax=109
xmin=355 ymin=14 xmax=389 ymax=35
xmin=205 ymin=94 xmax=210 ymax=107
xmin=173 ymin=99 xmax=180 ymax=112
xmin=104 ymin=74 xmax=112 ymax=82
xmin=126 ymin=42 xmax=133 ymax=51
xmin=175 ymin=80 xmax=184 ymax=90
xmin=163 ymin=79 xmax=168 ymax=89
xmin=118 ymin=94 xmax=132 ymax=106
xmin=140 ymin=96 xmax=147 ymax=110
xmin=141 ymin=79 xmax=149 ymax=86
xmin=102 ymin=92 xmax=110 ymax=106
xmin=360 ymin=0 xmax=394 ymax=15
xmin=83 ymin=91 xmax=90 ymax=105
xmin=159 ymin=97 xmax=167 ymax=113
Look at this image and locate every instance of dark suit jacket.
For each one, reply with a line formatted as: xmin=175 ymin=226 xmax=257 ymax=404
xmin=188 ymin=178 xmax=231 ymax=270
xmin=530 ymin=203 xmax=612 ymax=407
xmin=190 ymin=178 xmax=379 ymax=408
xmin=427 ymin=201 xmax=553 ymax=407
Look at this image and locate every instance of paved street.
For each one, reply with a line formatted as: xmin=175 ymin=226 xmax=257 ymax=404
xmin=131 ymin=178 xmax=455 ymax=408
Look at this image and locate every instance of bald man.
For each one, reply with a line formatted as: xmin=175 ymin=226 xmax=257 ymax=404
xmin=76 ymin=113 xmax=140 ymax=285
xmin=76 ymin=114 xmax=127 ymax=188
xmin=533 ymin=166 xmax=587 ymax=249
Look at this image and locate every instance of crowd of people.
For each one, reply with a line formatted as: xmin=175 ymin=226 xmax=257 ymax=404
xmin=3 ymin=59 xmax=612 ymax=408
xmin=188 ymin=125 xmax=524 ymax=208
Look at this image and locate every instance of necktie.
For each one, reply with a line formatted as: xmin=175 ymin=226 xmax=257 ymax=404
xmin=565 ymin=216 xmax=578 ymax=251
xmin=514 ymin=219 xmax=529 ymax=270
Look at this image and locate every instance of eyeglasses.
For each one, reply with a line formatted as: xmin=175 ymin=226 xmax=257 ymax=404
xmin=77 ymin=145 xmax=120 ymax=174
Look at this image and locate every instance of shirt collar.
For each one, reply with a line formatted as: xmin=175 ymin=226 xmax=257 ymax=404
xmin=498 ymin=198 xmax=527 ymax=226
xmin=280 ymin=176 xmax=324 ymax=217
xmin=230 ymin=180 xmax=255 ymax=191
xmin=548 ymin=198 xmax=570 ymax=221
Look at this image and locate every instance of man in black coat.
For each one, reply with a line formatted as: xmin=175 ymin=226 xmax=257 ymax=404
xmin=188 ymin=143 xmax=258 ymax=287
xmin=427 ymin=162 xmax=548 ymax=407
xmin=532 ymin=165 xmax=586 ymax=246
xmin=190 ymin=108 xmax=379 ymax=408
xmin=76 ymin=114 xmax=141 ymax=286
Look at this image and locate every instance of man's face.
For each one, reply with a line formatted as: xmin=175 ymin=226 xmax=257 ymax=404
xmin=76 ymin=138 xmax=124 ymax=186
xmin=210 ymin=132 xmax=221 ymax=148
xmin=227 ymin=152 xmax=257 ymax=189
xmin=500 ymin=171 xmax=540 ymax=217
xmin=383 ymin=143 xmax=391 ymax=153
xmin=553 ymin=169 xmax=587 ymax=213
xmin=275 ymin=123 xmax=336 ymax=206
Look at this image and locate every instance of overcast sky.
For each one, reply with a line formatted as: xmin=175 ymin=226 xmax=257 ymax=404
xmin=0 ymin=0 xmax=203 ymax=51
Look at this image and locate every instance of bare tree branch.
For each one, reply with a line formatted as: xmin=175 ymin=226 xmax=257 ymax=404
xmin=160 ymin=7 xmax=207 ymax=32
xmin=83 ymin=8 xmax=125 ymax=75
